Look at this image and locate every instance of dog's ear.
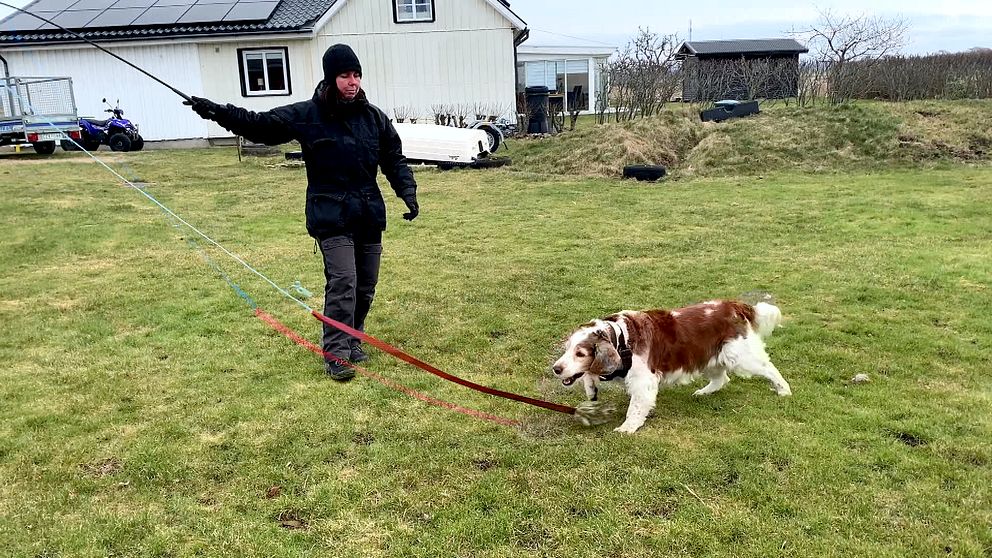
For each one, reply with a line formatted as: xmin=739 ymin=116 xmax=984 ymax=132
xmin=589 ymin=336 xmax=621 ymax=375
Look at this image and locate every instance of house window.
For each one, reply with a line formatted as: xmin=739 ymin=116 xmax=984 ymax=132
xmin=522 ymin=59 xmax=590 ymax=111
xmin=394 ymin=0 xmax=434 ymax=23
xmin=238 ymin=47 xmax=291 ymax=97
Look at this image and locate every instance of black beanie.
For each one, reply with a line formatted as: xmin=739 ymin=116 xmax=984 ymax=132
xmin=322 ymin=44 xmax=362 ymax=80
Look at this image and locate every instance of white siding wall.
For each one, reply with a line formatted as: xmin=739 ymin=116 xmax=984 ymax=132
xmin=2 ymin=44 xmax=205 ymax=141
xmin=315 ymin=0 xmax=518 ymax=120
xmin=196 ymin=39 xmax=317 ymax=139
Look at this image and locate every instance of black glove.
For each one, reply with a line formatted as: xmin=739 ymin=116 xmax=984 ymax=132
xmin=402 ymin=195 xmax=419 ymax=221
xmin=183 ymin=96 xmax=224 ymax=121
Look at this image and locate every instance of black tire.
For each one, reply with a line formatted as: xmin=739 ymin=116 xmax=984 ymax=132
xmin=109 ymin=133 xmax=132 ymax=152
xmin=622 ymin=164 xmax=667 ymax=182
xmin=80 ymin=132 xmax=101 ymax=151
xmin=60 ymin=139 xmax=80 ymax=151
xmin=32 ymin=141 xmax=57 ymax=155
xmin=472 ymin=156 xmax=511 ymax=169
xmin=131 ymin=135 xmax=144 ymax=151
xmin=474 ymin=123 xmax=502 ymax=152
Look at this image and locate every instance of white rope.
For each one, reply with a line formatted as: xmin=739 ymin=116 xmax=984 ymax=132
xmin=1 ymin=83 xmax=313 ymax=312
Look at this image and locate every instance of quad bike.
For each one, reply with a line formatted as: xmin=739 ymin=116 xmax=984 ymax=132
xmin=62 ymin=98 xmax=144 ymax=152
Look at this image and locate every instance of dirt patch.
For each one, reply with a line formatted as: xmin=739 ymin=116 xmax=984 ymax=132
xmin=888 ymin=429 xmax=930 ymax=447
xmin=471 ymin=458 xmax=497 ymax=471
xmin=80 ymin=457 xmax=123 ymax=477
xmin=351 ymin=431 xmax=375 ymax=446
xmin=276 ymin=509 xmax=308 ymax=530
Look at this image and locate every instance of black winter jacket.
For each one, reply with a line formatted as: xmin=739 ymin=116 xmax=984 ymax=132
xmin=210 ymin=85 xmax=417 ymax=239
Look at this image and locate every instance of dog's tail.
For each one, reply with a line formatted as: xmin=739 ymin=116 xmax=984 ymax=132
xmin=753 ymin=302 xmax=782 ymax=338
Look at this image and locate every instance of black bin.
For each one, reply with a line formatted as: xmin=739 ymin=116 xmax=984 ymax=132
xmin=525 ymin=85 xmax=550 ymax=134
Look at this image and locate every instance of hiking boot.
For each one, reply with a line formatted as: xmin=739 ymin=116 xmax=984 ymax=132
xmin=325 ymin=360 xmax=355 ymax=381
xmin=350 ymin=345 xmax=369 ymax=363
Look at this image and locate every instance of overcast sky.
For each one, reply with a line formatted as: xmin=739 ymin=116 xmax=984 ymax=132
xmin=514 ymin=0 xmax=991 ymax=54
xmin=2 ymin=0 xmax=989 ymax=54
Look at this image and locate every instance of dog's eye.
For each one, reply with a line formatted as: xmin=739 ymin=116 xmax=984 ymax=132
xmin=575 ymin=349 xmax=587 ymax=357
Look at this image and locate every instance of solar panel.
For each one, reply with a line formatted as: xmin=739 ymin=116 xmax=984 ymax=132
xmin=69 ymin=0 xmax=118 ymax=10
xmin=222 ymin=0 xmax=277 ymax=22
xmin=109 ymin=0 xmax=157 ymax=8
xmin=0 ymin=0 xmax=280 ymax=33
xmin=0 ymin=13 xmax=46 ymax=32
xmin=87 ymin=7 xmax=144 ymax=27
xmin=51 ymin=9 xmax=102 ymax=27
xmin=27 ymin=10 xmax=63 ymax=30
xmin=29 ymin=0 xmax=76 ymax=11
xmin=131 ymin=4 xmax=187 ymax=24
xmin=176 ymin=2 xmax=233 ymax=23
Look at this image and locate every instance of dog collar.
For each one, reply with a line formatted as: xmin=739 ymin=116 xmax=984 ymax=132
xmin=600 ymin=320 xmax=633 ymax=381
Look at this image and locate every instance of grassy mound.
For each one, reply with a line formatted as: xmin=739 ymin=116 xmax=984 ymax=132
xmin=504 ymin=110 xmax=704 ymax=177
xmin=505 ymin=100 xmax=992 ymax=178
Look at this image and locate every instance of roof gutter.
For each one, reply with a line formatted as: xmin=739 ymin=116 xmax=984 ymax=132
xmin=512 ymin=27 xmax=529 ymax=112
xmin=0 ymin=27 xmax=312 ymax=49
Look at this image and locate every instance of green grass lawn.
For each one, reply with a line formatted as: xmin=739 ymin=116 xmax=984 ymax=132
xmin=1 ymin=147 xmax=990 ymax=557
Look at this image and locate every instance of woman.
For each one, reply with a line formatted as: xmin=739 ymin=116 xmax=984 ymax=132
xmin=187 ymin=44 xmax=419 ymax=381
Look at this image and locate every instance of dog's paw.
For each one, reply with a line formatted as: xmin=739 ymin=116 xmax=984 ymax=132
xmin=774 ymin=383 xmax=792 ymax=396
xmin=613 ymin=423 xmax=640 ymax=434
xmin=692 ymin=388 xmax=711 ymax=396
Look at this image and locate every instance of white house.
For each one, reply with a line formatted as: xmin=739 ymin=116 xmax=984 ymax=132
xmin=0 ymin=0 xmax=528 ymax=142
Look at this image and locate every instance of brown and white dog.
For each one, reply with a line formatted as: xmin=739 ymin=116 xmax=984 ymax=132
xmin=552 ymin=300 xmax=791 ymax=433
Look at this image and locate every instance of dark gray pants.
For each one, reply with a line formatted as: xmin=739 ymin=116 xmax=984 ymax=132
xmin=318 ymin=233 xmax=382 ymax=362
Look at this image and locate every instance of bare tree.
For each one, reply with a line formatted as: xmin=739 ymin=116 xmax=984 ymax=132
xmin=393 ymin=105 xmax=415 ymax=123
xmin=796 ymin=59 xmax=828 ymax=107
xmin=839 ymin=48 xmax=992 ymax=101
xmin=594 ymin=60 xmax=610 ymax=124
xmin=430 ymin=103 xmax=446 ymax=125
xmin=452 ymin=103 xmax=472 ymax=127
xmin=797 ymin=10 xmax=909 ymax=103
xmin=472 ymin=102 xmax=489 ymax=122
xmin=605 ymin=28 xmax=682 ymax=122
xmin=607 ymin=53 xmax=634 ymax=121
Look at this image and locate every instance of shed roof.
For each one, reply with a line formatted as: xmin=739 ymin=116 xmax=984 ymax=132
xmin=677 ymin=38 xmax=808 ymax=57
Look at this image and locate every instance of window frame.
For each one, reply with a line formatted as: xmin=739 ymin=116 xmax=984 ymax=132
xmin=393 ymin=0 xmax=435 ymax=24
xmin=237 ymin=47 xmax=292 ymax=98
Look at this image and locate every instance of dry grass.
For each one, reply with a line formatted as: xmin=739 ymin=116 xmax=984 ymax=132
xmin=506 ymin=110 xmax=704 ymax=177
xmin=506 ymin=99 xmax=992 ymax=179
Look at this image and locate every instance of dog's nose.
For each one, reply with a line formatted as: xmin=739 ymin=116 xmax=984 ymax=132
xmin=552 ymin=364 xmax=563 ymax=375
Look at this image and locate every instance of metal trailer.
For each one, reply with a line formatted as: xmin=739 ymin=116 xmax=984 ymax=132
xmin=0 ymin=76 xmax=81 ymax=155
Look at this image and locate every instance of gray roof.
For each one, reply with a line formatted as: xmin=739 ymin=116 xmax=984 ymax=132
xmin=0 ymin=0 xmax=338 ymax=44
xmin=678 ymin=38 xmax=808 ymax=56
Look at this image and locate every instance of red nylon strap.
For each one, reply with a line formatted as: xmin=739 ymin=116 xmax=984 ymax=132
xmin=311 ymin=310 xmax=577 ymax=415
xmin=255 ymin=309 xmax=521 ymax=427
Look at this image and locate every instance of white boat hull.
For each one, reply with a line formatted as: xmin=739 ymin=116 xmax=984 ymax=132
xmin=394 ymin=123 xmax=490 ymax=165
